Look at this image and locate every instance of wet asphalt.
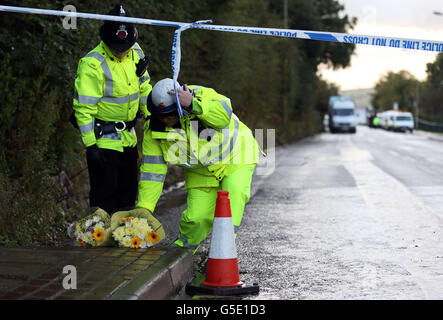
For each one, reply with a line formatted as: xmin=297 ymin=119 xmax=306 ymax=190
xmin=160 ymin=126 xmax=443 ymax=300
xmin=237 ymin=126 xmax=443 ymax=300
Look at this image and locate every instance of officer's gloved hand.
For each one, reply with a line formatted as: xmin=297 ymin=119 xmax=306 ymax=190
xmin=168 ymin=84 xmax=193 ymax=113
xmin=86 ymin=144 xmax=105 ymax=168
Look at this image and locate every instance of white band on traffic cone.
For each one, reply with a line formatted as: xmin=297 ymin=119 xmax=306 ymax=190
xmin=208 ymin=217 xmax=237 ymax=259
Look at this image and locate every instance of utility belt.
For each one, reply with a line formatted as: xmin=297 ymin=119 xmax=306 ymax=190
xmin=94 ymin=118 xmax=137 ymax=138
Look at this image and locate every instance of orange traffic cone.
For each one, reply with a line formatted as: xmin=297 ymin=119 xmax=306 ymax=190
xmin=185 ymin=190 xmax=259 ymax=296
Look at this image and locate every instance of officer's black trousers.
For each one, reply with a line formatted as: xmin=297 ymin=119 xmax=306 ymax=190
xmin=86 ymin=146 xmax=138 ymax=214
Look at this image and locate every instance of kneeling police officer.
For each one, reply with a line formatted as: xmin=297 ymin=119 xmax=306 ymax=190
xmin=131 ymin=78 xmax=262 ymax=253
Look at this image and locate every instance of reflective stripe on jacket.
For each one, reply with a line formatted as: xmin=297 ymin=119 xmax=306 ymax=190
xmin=137 ymin=85 xmax=260 ymax=212
xmin=73 ymin=41 xmax=152 ymax=151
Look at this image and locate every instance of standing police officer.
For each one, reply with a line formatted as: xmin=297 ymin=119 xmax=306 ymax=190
xmin=73 ymin=4 xmax=152 ymax=214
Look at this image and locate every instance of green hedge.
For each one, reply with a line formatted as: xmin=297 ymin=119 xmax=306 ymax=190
xmin=0 ymin=0 xmax=354 ymax=245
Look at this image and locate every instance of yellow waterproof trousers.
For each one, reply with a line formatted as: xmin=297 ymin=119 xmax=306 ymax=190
xmin=173 ymin=164 xmax=256 ymax=253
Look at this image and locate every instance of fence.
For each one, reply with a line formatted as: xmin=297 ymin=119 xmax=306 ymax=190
xmin=418 ymin=118 xmax=443 ymax=133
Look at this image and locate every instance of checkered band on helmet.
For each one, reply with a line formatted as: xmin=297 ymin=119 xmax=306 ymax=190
xmin=99 ymin=5 xmax=138 ymax=53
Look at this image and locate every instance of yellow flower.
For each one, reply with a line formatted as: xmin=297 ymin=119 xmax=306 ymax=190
xmin=131 ymin=236 xmax=142 ymax=249
xmin=148 ymin=232 xmax=160 ymax=244
xmin=122 ymin=216 xmax=135 ymax=222
xmin=93 ymin=228 xmax=105 ymax=242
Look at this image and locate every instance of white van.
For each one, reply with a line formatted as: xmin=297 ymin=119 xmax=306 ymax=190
xmin=379 ymin=110 xmax=414 ymax=132
xmin=328 ymin=98 xmax=357 ymax=133
xmin=392 ymin=111 xmax=414 ymax=132
xmin=383 ymin=111 xmax=396 ymax=130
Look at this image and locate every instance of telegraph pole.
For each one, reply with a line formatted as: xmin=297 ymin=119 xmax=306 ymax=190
xmin=284 ymin=0 xmax=288 ymax=27
xmin=283 ymin=0 xmax=289 ymax=124
xmin=415 ymin=80 xmax=420 ymax=129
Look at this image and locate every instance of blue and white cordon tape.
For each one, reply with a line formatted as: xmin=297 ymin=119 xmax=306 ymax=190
xmin=172 ymin=20 xmax=212 ymax=117
xmin=2 ymin=5 xmax=443 ymax=116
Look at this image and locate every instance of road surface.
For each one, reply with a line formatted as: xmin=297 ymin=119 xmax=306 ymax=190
xmin=232 ymin=126 xmax=443 ymax=300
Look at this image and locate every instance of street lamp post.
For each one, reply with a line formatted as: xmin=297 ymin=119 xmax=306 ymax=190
xmin=415 ymin=80 xmax=420 ymax=130
xmin=283 ymin=0 xmax=288 ymax=124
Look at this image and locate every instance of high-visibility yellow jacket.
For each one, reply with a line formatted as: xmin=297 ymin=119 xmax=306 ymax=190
xmin=73 ymin=41 xmax=152 ymax=151
xmin=137 ymin=85 xmax=261 ymax=212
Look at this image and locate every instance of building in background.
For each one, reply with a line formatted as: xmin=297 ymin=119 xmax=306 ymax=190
xmin=340 ymin=88 xmax=375 ymax=125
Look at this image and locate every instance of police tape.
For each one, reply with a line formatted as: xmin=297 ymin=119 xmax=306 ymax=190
xmin=3 ymin=4 xmax=443 ymax=116
xmin=194 ymin=24 xmax=443 ymax=53
xmin=2 ymin=4 xmax=443 ymax=53
xmin=172 ymin=20 xmax=212 ymax=117
xmin=0 ymin=5 xmax=185 ymax=27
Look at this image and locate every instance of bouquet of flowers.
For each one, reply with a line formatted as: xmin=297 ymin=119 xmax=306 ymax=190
xmin=72 ymin=208 xmax=113 ymax=247
xmin=111 ymin=208 xmax=166 ymax=248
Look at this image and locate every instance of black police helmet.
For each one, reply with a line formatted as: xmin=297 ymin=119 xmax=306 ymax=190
xmin=100 ymin=4 xmax=138 ymax=53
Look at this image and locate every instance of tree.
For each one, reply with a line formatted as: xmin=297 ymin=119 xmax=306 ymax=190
xmin=419 ymin=53 xmax=443 ymax=121
xmin=269 ymin=0 xmax=357 ymax=70
xmin=0 ymin=0 xmax=356 ymax=245
xmin=372 ymin=71 xmax=417 ymax=112
xmin=425 ymin=53 xmax=443 ymax=88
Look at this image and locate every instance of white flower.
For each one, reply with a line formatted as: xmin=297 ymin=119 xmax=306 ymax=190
xmin=137 ymin=233 xmax=145 ymax=241
xmin=85 ymin=219 xmax=93 ymax=228
xmin=113 ymin=227 xmax=125 ymax=241
xmin=83 ymin=232 xmax=93 ymax=243
xmin=122 ymin=236 xmax=132 ymax=247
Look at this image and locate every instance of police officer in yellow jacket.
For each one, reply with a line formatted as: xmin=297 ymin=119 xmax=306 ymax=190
xmin=73 ymin=5 xmax=152 ymax=213
xmin=133 ymin=78 xmax=261 ymax=253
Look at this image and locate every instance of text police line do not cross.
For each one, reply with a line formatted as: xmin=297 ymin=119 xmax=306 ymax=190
xmin=1 ymin=4 xmax=443 ymax=53
xmin=3 ymin=4 xmax=443 ymax=116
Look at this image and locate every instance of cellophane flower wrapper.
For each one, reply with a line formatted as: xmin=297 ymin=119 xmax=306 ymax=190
xmin=73 ymin=208 xmax=115 ymax=247
xmin=111 ymin=208 xmax=166 ymax=248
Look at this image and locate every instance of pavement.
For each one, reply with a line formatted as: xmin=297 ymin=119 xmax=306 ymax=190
xmin=0 ymin=174 xmax=198 ymax=301
xmin=0 ymin=137 xmax=277 ymax=301
xmin=0 ymin=245 xmax=193 ymax=300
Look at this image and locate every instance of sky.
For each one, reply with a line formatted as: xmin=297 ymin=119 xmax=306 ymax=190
xmin=319 ymin=0 xmax=443 ymax=91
